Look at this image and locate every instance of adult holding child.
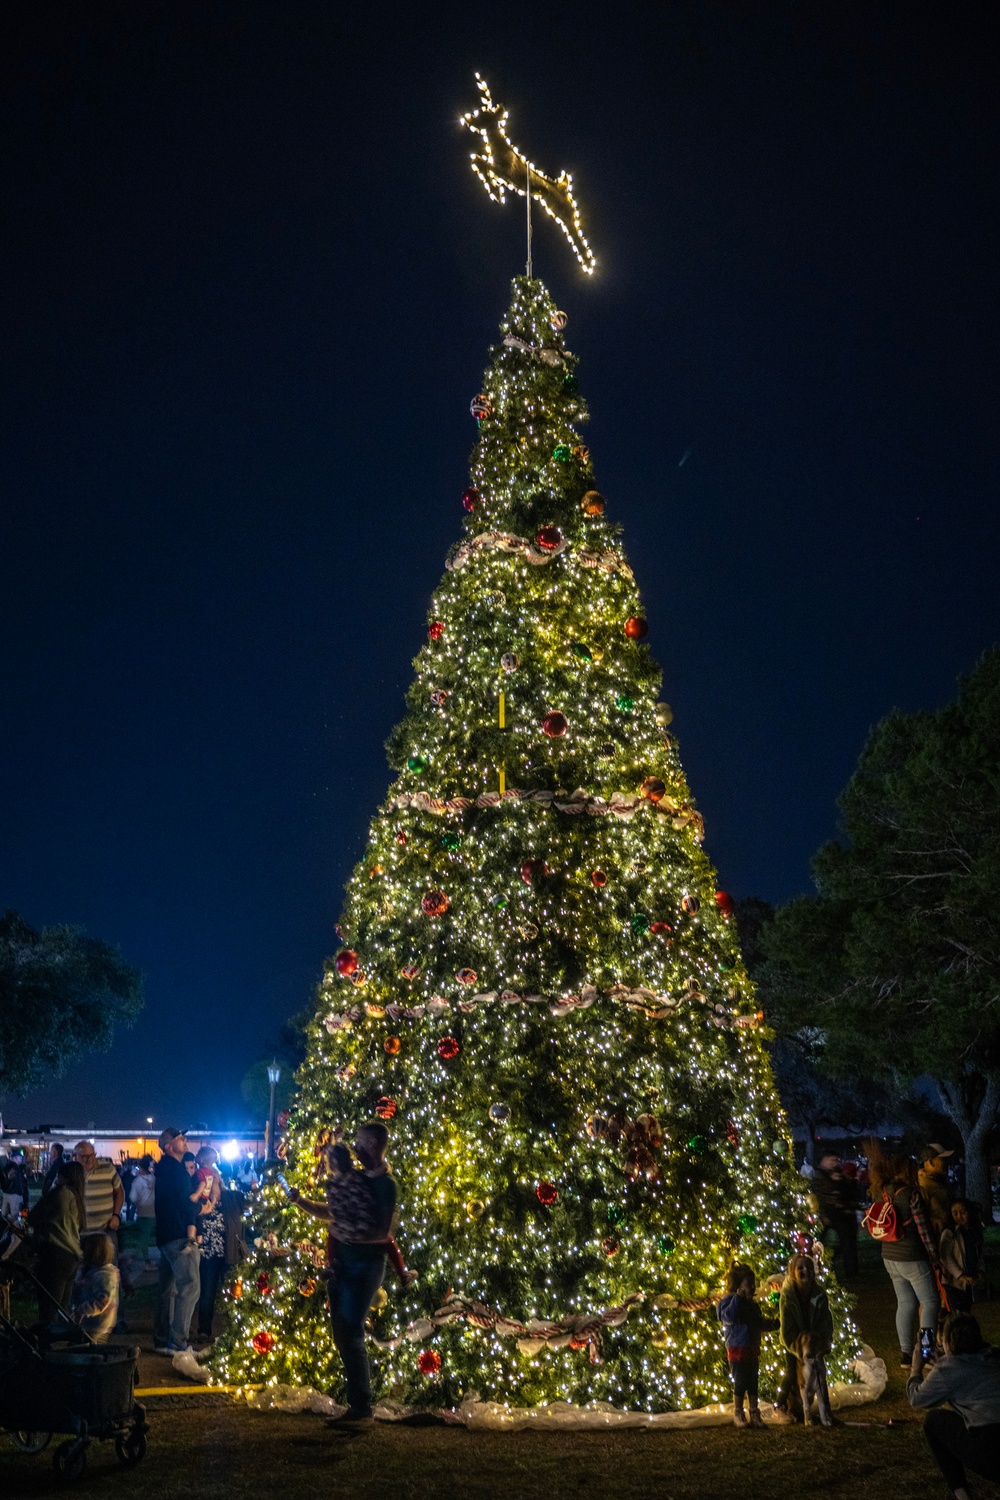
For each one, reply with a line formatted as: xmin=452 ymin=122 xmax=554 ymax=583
xmin=908 ymin=1311 xmax=1000 ymax=1500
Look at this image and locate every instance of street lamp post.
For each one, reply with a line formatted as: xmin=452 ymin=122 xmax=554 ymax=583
xmin=266 ymin=1060 xmax=281 ymax=1163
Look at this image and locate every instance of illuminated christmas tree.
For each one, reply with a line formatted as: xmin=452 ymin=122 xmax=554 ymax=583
xmin=212 ymin=276 xmax=858 ymax=1411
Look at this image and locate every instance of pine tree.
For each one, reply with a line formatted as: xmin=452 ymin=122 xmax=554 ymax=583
xmin=213 ymin=278 xmax=857 ymax=1411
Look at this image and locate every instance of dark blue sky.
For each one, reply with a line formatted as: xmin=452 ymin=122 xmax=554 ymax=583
xmin=2 ymin=3 xmax=997 ymax=1130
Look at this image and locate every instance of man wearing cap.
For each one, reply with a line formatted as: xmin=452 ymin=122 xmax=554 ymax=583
xmin=919 ymin=1144 xmax=956 ymax=1244
xmin=153 ymin=1128 xmax=201 ymax=1355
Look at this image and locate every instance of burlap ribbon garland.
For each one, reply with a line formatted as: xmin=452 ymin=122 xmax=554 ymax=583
xmin=372 ymin=1291 xmax=644 ymax=1366
xmin=388 ymin=786 xmax=705 ymax=841
xmin=445 ymin=529 xmax=632 ymax=578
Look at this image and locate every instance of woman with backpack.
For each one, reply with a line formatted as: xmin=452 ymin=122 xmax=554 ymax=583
xmin=864 ymin=1139 xmax=941 ymax=1368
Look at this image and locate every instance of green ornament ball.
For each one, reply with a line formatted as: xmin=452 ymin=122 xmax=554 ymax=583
xmin=630 ymin=912 xmax=650 ymax=934
xmin=492 ymin=894 xmax=508 ymax=909
xmin=738 ymin=1213 xmax=759 ymax=1234
xmin=773 ymin=1139 xmax=787 ymax=1156
xmin=563 ymin=372 xmax=579 ymax=392
xmin=407 ymin=755 xmax=427 ymax=774
xmin=572 ymin=643 xmax=593 ymax=660
xmin=606 ymin=1203 xmax=625 ymax=1225
xmin=657 ymin=1236 xmax=675 ymax=1256
xmin=768 ymin=1290 xmax=780 ymax=1305
xmin=441 ymin=832 xmax=461 ymax=850
xmin=687 ymin=1135 xmax=707 ymax=1156
xmin=553 ymin=444 xmax=571 ymax=463
xmin=615 ymin=694 xmax=635 ymax=713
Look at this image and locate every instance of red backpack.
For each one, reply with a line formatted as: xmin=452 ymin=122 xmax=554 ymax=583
xmin=863 ymin=1189 xmax=911 ymax=1243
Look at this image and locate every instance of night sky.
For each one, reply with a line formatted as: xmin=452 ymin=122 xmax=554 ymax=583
xmin=2 ymin=4 xmax=997 ymax=1131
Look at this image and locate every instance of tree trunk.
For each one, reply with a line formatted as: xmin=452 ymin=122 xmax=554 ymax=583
xmin=937 ymin=1074 xmax=1000 ymax=1222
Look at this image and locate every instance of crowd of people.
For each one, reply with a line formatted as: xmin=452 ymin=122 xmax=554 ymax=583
xmin=0 ymin=1133 xmax=247 ymax=1351
xmin=3 ymin=1128 xmax=998 ymax=1493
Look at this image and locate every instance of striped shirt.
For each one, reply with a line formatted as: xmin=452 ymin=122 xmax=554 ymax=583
xmin=81 ymin=1159 xmax=122 ymax=1233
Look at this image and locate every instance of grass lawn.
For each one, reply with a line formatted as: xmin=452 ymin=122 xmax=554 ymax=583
xmin=3 ymin=1235 xmax=1000 ymax=1498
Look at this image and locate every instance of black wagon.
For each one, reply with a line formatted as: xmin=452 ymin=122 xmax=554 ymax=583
xmin=0 ymin=1248 xmax=148 ymax=1482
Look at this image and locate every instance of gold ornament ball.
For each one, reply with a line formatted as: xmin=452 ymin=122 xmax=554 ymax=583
xmin=466 ymin=1199 xmax=486 ymax=1219
xmin=581 ymin=490 xmax=605 ymax=516
xmin=370 ymin=1286 xmax=389 ymax=1311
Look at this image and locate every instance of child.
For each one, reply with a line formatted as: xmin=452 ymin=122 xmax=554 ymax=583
xmin=940 ymin=1199 xmax=985 ymax=1314
xmin=72 ymin=1232 xmax=120 ymax=1343
xmin=290 ymin=1144 xmax=417 ymax=1288
xmin=717 ymin=1263 xmax=779 ymax=1428
xmin=774 ymin=1253 xmax=834 ymax=1423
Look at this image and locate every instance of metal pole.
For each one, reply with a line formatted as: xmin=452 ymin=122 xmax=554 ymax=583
xmin=526 ymin=161 xmax=533 ymax=279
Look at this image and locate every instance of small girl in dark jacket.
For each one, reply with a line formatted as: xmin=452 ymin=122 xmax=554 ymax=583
xmin=717 ymin=1263 xmax=780 ymax=1428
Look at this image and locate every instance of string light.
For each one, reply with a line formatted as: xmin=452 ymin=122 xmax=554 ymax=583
xmin=460 ymin=74 xmax=597 ymax=276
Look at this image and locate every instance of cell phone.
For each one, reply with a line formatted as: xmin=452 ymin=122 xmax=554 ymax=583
xmin=920 ymin=1327 xmax=934 ymax=1357
xmin=276 ymin=1173 xmax=292 ymax=1196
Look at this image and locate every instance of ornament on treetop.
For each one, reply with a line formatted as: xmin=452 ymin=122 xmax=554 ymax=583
xmin=437 ymin=1036 xmax=460 ymax=1060
xmin=335 ymin=949 xmax=358 ymax=977
xmin=581 ymin=490 xmax=605 ymax=516
xmin=624 ymin=616 xmax=649 ymax=640
xmin=541 ymin=710 xmax=568 ymax=737
xmin=462 ymin=486 xmax=481 ymax=512
xmin=421 ymin=890 xmax=450 ymax=917
xmin=640 ymin=777 xmax=666 ymax=803
xmin=536 ymin=525 xmax=563 ymax=551
xmin=535 ymin=1181 xmax=558 ymax=1205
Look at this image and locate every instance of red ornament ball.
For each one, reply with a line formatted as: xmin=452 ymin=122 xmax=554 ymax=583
xmin=462 ymin=486 xmax=480 ymax=512
xmin=726 ymin=1118 xmax=741 ymax=1147
xmin=640 ymin=777 xmax=666 ymax=803
xmin=375 ymin=1096 xmax=398 ymax=1120
xmin=384 ymin=1035 xmax=401 ymax=1056
xmin=681 ymin=894 xmax=701 ymax=915
xmin=428 ymin=620 xmax=444 ymax=641
xmin=541 ymin=710 xmax=569 ymax=738
xmin=715 ymin=890 xmax=735 ymax=918
xmin=624 ymin=616 xmax=649 ymax=640
xmin=590 ymin=868 xmax=608 ymax=888
xmin=601 ymin=1237 xmax=620 ymax=1257
xmin=335 ymin=949 xmax=358 ymax=977
xmin=649 ymin=921 xmax=673 ymax=938
xmin=421 ymin=889 xmax=450 ymax=917
xmin=535 ymin=526 xmax=563 ymax=551
xmin=256 ymin=1272 xmax=271 ymax=1296
xmin=456 ymin=967 xmax=478 ymax=985
xmin=252 ymin=1329 xmax=275 ymax=1354
xmin=581 ymin=490 xmax=605 ymax=516
xmin=437 ymin=1036 xmax=460 ymax=1060
xmin=396 ymin=829 xmax=408 ymax=845
xmin=521 ymin=857 xmax=548 ymax=885
xmin=400 ymin=962 xmax=421 ymax=980
xmin=535 ymin=1181 xmax=558 ymax=1206
xmin=417 ymin=1349 xmax=442 ymax=1376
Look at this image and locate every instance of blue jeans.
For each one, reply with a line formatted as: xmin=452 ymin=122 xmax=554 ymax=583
xmin=329 ymin=1255 xmax=385 ymax=1413
xmin=155 ymin=1238 xmax=201 ymax=1349
xmin=885 ymin=1257 xmax=939 ymax=1353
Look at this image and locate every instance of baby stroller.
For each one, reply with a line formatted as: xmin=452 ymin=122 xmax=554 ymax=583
xmin=0 ymin=1221 xmax=148 ymax=1483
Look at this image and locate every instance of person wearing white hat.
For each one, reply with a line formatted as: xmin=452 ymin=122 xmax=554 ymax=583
xmin=919 ymin=1143 xmax=956 ymax=1244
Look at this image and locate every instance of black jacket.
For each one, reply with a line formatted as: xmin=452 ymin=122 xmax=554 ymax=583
xmin=154 ymin=1154 xmax=200 ymax=1245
